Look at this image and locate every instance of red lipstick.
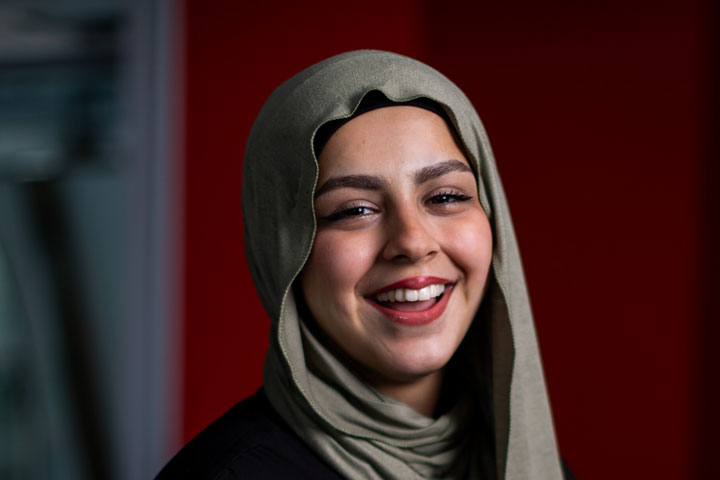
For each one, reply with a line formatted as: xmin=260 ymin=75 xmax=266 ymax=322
xmin=366 ymin=276 xmax=454 ymax=326
xmin=368 ymin=276 xmax=451 ymax=296
xmin=369 ymin=284 xmax=453 ymax=326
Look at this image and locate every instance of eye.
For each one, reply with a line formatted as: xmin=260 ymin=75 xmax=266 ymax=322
xmin=325 ymin=204 xmax=375 ymax=222
xmin=427 ymin=190 xmax=473 ymax=205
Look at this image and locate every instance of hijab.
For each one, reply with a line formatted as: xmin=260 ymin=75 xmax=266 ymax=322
xmin=242 ymin=50 xmax=563 ymax=479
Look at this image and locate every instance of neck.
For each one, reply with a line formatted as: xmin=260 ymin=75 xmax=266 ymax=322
xmin=373 ymin=369 xmax=446 ymax=417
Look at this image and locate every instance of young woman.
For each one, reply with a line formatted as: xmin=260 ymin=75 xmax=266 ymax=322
xmin=158 ymin=50 xmax=571 ymax=479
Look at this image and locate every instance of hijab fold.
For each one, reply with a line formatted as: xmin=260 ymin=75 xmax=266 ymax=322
xmin=243 ymin=50 xmax=563 ymax=479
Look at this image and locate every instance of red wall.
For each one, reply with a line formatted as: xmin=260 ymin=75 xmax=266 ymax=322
xmin=183 ymin=2 xmax=716 ymax=478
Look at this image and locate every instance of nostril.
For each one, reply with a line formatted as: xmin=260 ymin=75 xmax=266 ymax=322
xmin=383 ymin=235 xmax=439 ymax=262
xmin=381 ymin=210 xmax=440 ymax=262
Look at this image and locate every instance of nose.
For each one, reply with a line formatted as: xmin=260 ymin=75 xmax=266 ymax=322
xmin=382 ymin=206 xmax=439 ymax=263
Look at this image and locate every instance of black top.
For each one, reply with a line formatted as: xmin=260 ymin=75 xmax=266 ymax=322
xmin=156 ymin=388 xmax=343 ymax=479
xmin=156 ymin=388 xmax=576 ymax=479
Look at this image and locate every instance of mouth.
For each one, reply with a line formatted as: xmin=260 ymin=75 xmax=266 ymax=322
xmin=374 ymin=283 xmax=447 ymax=311
xmin=366 ymin=276 xmax=454 ymax=325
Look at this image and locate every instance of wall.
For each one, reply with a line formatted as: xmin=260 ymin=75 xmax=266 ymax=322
xmin=182 ymin=1 xmax=716 ymax=478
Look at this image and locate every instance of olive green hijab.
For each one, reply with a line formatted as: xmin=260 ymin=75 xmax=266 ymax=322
xmin=242 ymin=50 xmax=562 ymax=479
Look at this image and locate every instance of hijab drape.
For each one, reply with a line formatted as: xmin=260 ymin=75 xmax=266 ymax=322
xmin=242 ymin=50 xmax=563 ymax=479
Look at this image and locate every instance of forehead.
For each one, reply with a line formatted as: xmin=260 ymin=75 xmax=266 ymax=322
xmin=316 ymin=106 xmax=467 ymax=179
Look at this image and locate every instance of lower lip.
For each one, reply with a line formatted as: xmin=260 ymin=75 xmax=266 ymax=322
xmin=368 ymin=284 xmax=454 ymax=326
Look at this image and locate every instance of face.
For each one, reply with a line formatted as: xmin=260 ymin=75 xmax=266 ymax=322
xmin=300 ymin=106 xmax=493 ymax=389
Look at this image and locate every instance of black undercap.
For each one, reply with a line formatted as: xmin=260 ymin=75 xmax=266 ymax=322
xmin=313 ymin=90 xmax=456 ymax=157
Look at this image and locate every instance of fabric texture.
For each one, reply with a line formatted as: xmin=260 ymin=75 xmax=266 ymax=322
xmin=154 ymin=389 xmax=577 ymax=480
xmin=242 ymin=50 xmax=563 ymax=479
xmin=155 ymin=388 xmax=344 ymax=479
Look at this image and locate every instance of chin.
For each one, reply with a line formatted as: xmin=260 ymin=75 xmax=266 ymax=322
xmin=379 ymin=338 xmax=458 ymax=382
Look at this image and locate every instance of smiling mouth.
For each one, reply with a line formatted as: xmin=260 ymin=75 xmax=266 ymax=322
xmin=366 ymin=282 xmax=454 ymax=326
xmin=373 ymin=283 xmax=446 ymax=312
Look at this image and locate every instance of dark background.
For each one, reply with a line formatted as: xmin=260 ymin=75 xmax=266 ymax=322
xmin=183 ymin=1 xmax=718 ymax=478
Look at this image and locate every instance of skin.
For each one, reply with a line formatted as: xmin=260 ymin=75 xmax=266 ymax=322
xmin=300 ymin=106 xmax=493 ymax=417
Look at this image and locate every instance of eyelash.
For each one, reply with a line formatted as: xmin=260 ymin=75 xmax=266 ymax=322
xmin=323 ymin=191 xmax=473 ymax=223
xmin=325 ymin=203 xmax=375 ymax=222
xmin=427 ymin=190 xmax=473 ymax=205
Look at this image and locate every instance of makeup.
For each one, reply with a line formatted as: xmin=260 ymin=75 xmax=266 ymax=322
xmin=367 ymin=276 xmax=454 ymax=326
xmin=368 ymin=276 xmax=451 ymax=295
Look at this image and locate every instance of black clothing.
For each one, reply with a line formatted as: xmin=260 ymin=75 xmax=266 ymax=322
xmin=156 ymin=388 xmax=576 ymax=480
xmin=156 ymin=388 xmax=343 ymax=479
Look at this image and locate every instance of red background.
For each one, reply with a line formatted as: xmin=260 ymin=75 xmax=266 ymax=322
xmin=182 ymin=1 xmax=718 ymax=478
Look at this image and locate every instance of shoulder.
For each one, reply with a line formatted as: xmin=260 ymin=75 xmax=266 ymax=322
xmin=155 ymin=388 xmax=343 ymax=480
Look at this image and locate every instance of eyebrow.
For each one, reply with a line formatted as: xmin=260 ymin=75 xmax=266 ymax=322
xmin=314 ymin=174 xmax=387 ymax=198
xmin=314 ymin=159 xmax=473 ymax=199
xmin=414 ymin=159 xmax=473 ymax=185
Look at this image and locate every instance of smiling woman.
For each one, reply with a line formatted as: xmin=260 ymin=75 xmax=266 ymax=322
xmin=157 ymin=51 xmax=572 ymax=479
xmin=302 ymin=105 xmax=493 ymax=417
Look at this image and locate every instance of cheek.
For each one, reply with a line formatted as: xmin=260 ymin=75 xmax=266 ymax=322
xmin=443 ymin=213 xmax=493 ymax=281
xmin=302 ymin=231 xmax=378 ymax=305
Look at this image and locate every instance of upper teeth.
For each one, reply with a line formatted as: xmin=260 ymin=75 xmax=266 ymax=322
xmin=375 ymin=283 xmax=446 ymax=303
